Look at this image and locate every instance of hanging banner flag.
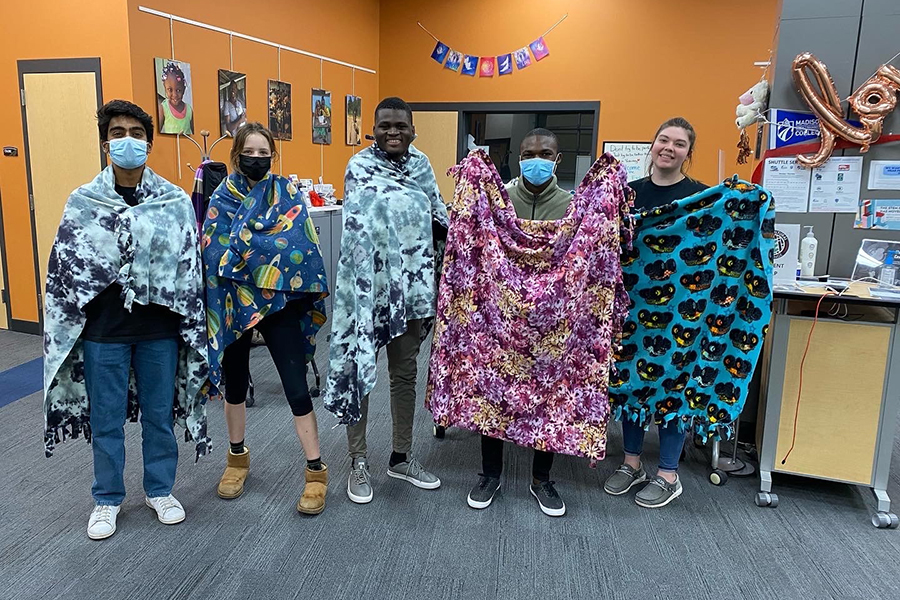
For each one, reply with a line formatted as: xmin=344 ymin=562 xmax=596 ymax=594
xmin=445 ymin=50 xmax=462 ymax=72
xmin=514 ymin=47 xmax=532 ymax=70
xmin=480 ymin=57 xmax=496 ymax=77
xmin=461 ymin=55 xmax=478 ymax=76
xmin=418 ymin=15 xmax=567 ymax=79
xmin=431 ymin=41 xmax=449 ymax=64
xmin=529 ymin=37 xmax=550 ymax=61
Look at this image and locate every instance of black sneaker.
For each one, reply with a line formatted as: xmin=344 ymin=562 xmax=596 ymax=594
xmin=530 ymin=480 xmax=566 ymax=517
xmin=467 ymin=475 xmax=501 ymax=509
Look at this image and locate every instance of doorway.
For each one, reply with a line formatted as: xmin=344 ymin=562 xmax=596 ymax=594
xmin=7 ymin=58 xmax=104 ymax=333
xmin=409 ymin=101 xmax=600 ymax=192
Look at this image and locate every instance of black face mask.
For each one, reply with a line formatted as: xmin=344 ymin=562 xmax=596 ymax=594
xmin=239 ymin=155 xmax=271 ymax=181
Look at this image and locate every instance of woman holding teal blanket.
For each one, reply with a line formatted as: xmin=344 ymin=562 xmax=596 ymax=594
xmin=202 ymin=123 xmax=330 ymax=514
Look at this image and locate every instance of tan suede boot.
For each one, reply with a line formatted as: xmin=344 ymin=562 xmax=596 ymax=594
xmin=297 ymin=463 xmax=328 ymax=515
xmin=217 ymin=447 xmax=249 ymax=499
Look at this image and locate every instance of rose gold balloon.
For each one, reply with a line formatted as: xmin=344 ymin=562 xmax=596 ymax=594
xmin=847 ymin=63 xmax=900 ymax=149
xmin=792 ymin=53 xmax=867 ymax=167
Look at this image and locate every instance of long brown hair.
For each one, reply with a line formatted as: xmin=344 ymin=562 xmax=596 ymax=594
xmin=647 ymin=116 xmax=697 ymax=177
xmin=229 ymin=121 xmax=277 ymax=173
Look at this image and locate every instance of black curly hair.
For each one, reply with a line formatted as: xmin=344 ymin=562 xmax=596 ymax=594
xmin=97 ymin=100 xmax=154 ymax=144
xmin=375 ymin=96 xmax=412 ymax=123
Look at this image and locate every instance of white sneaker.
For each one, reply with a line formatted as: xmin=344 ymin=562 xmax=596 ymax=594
xmin=144 ymin=494 xmax=186 ymax=525
xmin=87 ymin=504 xmax=120 ymax=540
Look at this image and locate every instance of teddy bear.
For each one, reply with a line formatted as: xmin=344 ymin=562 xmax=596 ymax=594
xmin=735 ymin=79 xmax=770 ymax=164
xmin=735 ymin=79 xmax=770 ymax=129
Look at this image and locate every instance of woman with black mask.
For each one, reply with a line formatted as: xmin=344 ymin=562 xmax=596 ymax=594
xmin=202 ymin=122 xmax=331 ymax=514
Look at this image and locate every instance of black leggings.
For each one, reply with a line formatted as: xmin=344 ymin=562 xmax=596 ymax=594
xmin=223 ymin=301 xmax=312 ymax=417
xmin=481 ymin=434 xmax=555 ymax=482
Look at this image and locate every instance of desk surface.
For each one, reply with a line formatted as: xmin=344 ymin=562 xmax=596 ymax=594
xmin=774 ymin=282 xmax=900 ymax=307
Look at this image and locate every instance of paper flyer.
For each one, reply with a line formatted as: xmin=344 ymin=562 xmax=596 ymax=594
xmin=762 ymin=158 xmax=810 ymax=213
xmin=809 ymin=156 xmax=863 ymax=213
xmin=772 ymin=223 xmax=801 ymax=284
xmin=855 ymin=198 xmax=900 ymax=230
xmin=867 ymin=160 xmax=900 ymax=190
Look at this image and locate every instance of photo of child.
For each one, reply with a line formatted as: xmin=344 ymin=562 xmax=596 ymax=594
xmin=268 ymin=80 xmax=292 ymax=141
xmin=154 ymin=58 xmax=194 ymax=135
xmin=218 ymin=70 xmax=247 ymax=137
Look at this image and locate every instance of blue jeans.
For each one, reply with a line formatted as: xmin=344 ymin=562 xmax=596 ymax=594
xmin=622 ymin=418 xmax=685 ymax=472
xmin=83 ymin=338 xmax=179 ymax=506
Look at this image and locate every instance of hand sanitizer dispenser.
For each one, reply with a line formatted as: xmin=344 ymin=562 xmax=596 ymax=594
xmin=800 ymin=226 xmax=817 ymax=277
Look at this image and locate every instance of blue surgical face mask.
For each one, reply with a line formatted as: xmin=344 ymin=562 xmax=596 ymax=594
xmin=108 ymin=136 xmax=148 ymax=170
xmin=519 ymin=157 xmax=557 ymax=186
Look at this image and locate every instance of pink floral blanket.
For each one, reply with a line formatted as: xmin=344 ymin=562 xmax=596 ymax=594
xmin=425 ymin=151 xmax=632 ymax=460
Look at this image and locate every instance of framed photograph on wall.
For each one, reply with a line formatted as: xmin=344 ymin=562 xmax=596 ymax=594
xmin=218 ymin=70 xmax=247 ymax=137
xmin=268 ymin=80 xmax=292 ymax=141
xmin=154 ymin=57 xmax=194 ymax=135
xmin=346 ymin=95 xmax=362 ymax=146
xmin=312 ymin=88 xmax=332 ymax=145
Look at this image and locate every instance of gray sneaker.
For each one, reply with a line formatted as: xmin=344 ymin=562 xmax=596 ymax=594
xmin=635 ymin=474 xmax=683 ymax=508
xmin=467 ymin=475 xmax=501 ymax=509
xmin=347 ymin=457 xmax=373 ymax=504
xmin=387 ymin=458 xmax=441 ymax=490
xmin=603 ymin=463 xmax=648 ymax=496
xmin=530 ymin=480 xmax=566 ymax=517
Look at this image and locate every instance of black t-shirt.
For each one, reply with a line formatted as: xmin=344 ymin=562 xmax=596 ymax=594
xmin=80 ymin=184 xmax=182 ymax=343
xmin=629 ymin=176 xmax=708 ymax=212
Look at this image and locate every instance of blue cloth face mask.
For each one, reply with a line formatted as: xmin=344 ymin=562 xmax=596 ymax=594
xmin=108 ymin=137 xmax=148 ymax=170
xmin=519 ymin=157 xmax=557 ymax=186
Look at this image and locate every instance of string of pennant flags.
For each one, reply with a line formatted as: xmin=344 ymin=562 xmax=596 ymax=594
xmin=418 ymin=14 xmax=567 ymax=77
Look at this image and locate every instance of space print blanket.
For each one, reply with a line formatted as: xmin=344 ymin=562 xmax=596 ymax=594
xmin=43 ymin=166 xmax=210 ymax=458
xmin=426 ymin=151 xmax=632 ymax=460
xmin=324 ymin=144 xmax=449 ymax=425
xmin=612 ymin=178 xmax=775 ymax=441
xmin=203 ymin=172 xmax=328 ymax=398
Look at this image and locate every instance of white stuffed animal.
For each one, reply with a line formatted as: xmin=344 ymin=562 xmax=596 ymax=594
xmin=735 ymin=80 xmax=769 ymax=129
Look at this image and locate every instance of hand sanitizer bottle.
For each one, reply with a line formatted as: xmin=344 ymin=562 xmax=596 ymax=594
xmin=800 ymin=226 xmax=817 ymax=277
xmin=880 ymin=251 xmax=896 ymax=286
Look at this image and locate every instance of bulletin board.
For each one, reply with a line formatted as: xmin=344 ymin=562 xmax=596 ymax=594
xmin=602 ymin=141 xmax=651 ymax=183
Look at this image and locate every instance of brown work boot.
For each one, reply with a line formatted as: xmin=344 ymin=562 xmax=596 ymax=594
xmin=217 ymin=447 xmax=250 ymax=499
xmin=297 ymin=463 xmax=328 ymax=515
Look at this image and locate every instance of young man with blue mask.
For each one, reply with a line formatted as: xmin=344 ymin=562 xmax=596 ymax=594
xmin=505 ymin=128 xmax=572 ymax=220
xmin=467 ymin=128 xmax=572 ymax=517
xmin=43 ymin=100 xmax=209 ymax=540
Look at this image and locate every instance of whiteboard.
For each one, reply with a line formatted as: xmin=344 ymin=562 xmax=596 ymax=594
xmin=602 ymin=141 xmax=651 ymax=183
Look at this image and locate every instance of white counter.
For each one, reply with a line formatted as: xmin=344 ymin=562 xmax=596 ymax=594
xmin=307 ymin=205 xmax=343 ymax=213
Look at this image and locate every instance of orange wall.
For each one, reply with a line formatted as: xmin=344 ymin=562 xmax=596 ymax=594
xmin=379 ymin=0 xmax=780 ymax=186
xmin=0 ymin=0 xmax=133 ymax=323
xmin=126 ymin=0 xmax=379 ymax=197
xmin=1 ymin=0 xmax=776 ymax=327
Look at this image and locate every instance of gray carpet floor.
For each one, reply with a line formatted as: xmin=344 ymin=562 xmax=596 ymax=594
xmin=2 ymin=325 xmax=900 ymax=600
xmin=0 ymin=330 xmax=41 ymax=371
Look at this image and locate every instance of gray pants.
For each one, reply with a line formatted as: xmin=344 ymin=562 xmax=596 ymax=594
xmin=347 ymin=319 xmax=423 ymax=459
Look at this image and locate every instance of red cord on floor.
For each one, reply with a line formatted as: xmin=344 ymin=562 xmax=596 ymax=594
xmin=781 ymin=292 xmax=835 ymax=465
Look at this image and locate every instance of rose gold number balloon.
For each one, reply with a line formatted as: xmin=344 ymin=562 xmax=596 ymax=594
xmin=792 ymin=52 xmax=900 ymax=168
